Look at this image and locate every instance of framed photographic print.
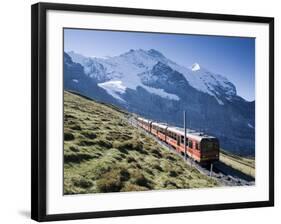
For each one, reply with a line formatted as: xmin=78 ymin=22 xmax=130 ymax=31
xmin=31 ymin=2 xmax=274 ymax=222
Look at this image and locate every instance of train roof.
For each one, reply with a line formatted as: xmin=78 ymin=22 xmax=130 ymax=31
xmin=137 ymin=117 xmax=152 ymax=123
xmin=167 ymin=126 xmax=217 ymax=141
xmin=152 ymin=122 xmax=168 ymax=129
xmin=137 ymin=117 xmax=217 ymax=141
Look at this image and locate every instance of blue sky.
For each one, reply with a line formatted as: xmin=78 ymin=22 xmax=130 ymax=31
xmin=64 ymin=28 xmax=255 ymax=101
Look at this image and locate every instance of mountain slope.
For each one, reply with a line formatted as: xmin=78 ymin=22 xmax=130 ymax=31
xmin=64 ymin=52 xmax=120 ymax=105
xmin=65 ymin=50 xmax=255 ymax=156
xmin=64 ymin=91 xmax=218 ymax=194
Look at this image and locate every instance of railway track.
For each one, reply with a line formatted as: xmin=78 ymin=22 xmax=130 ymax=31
xmin=128 ymin=116 xmax=255 ymax=187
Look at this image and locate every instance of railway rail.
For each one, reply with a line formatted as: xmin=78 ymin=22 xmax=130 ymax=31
xmin=128 ymin=116 xmax=255 ymax=187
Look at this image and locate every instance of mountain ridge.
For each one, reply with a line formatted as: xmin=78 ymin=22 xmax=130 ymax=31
xmin=67 ymin=49 xmax=240 ymax=104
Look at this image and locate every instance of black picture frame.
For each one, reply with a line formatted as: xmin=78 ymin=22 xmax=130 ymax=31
xmin=31 ymin=2 xmax=274 ymax=222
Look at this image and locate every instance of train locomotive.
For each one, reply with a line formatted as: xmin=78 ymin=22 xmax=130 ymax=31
xmin=137 ymin=117 xmax=219 ymax=163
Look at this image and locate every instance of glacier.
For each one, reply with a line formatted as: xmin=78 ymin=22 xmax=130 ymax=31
xmin=98 ymin=80 xmax=127 ymax=103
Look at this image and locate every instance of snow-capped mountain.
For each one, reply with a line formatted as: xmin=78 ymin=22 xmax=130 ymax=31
xmin=68 ymin=49 xmax=237 ymax=105
xmin=64 ymin=50 xmax=255 ymax=156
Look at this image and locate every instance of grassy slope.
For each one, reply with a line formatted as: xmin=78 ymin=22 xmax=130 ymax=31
xmin=220 ymin=150 xmax=255 ymax=178
xmin=63 ymin=91 xmax=218 ymax=194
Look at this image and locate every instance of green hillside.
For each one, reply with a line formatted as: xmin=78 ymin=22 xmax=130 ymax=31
xmin=63 ymin=91 xmax=218 ymax=194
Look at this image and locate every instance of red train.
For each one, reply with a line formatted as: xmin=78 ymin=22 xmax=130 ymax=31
xmin=137 ymin=117 xmax=219 ymax=163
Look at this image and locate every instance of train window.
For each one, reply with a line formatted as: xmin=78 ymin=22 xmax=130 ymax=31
xmin=214 ymin=142 xmax=219 ymax=148
xmin=181 ymin=136 xmax=188 ymax=145
xmin=181 ymin=135 xmax=184 ymax=143
xmin=201 ymin=139 xmax=217 ymax=151
xmin=188 ymin=141 xmax=193 ymax=148
xmin=203 ymin=142 xmax=212 ymax=151
xmin=195 ymin=142 xmax=199 ymax=150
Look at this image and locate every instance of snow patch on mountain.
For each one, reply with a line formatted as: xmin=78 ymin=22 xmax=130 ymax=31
xmin=142 ymin=86 xmax=180 ymax=101
xmin=98 ymin=80 xmax=126 ymax=102
xmin=191 ymin=63 xmax=200 ymax=71
xmin=214 ymin=95 xmax=224 ymax=105
xmin=247 ymin=123 xmax=254 ymax=129
xmin=98 ymin=79 xmax=179 ymax=102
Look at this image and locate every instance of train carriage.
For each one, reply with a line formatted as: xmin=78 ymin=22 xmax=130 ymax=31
xmin=136 ymin=117 xmax=219 ymax=163
xmin=151 ymin=122 xmax=168 ymax=142
xmin=137 ymin=117 xmax=152 ymax=132
xmin=151 ymin=122 xmax=158 ymax=136
xmin=167 ymin=126 xmax=219 ymax=163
